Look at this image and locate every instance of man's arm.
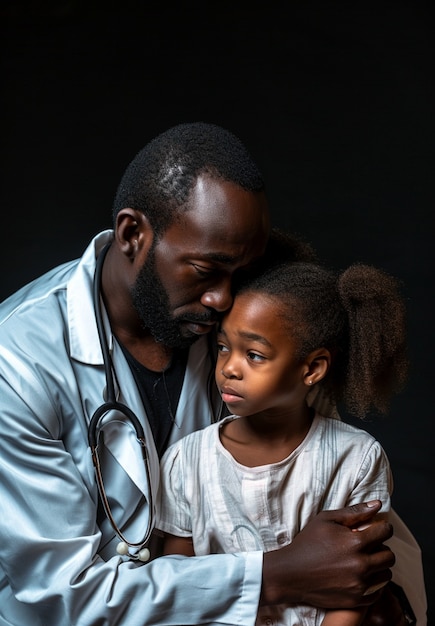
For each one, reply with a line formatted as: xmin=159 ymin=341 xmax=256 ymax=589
xmin=262 ymin=501 xmax=418 ymax=625
xmin=161 ymin=505 xmax=405 ymax=623
xmin=261 ymin=501 xmax=394 ymax=609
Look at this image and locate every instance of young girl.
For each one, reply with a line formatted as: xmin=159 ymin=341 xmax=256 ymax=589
xmin=157 ymin=260 xmax=408 ymax=626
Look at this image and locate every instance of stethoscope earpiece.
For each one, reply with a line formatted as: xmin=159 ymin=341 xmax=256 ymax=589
xmin=116 ymin=542 xmax=150 ymax=562
xmin=116 ymin=541 xmax=129 ymax=556
xmin=138 ymin=548 xmax=151 ymax=562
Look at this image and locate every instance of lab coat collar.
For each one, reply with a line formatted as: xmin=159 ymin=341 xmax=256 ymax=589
xmin=67 ymin=230 xmax=114 ymax=365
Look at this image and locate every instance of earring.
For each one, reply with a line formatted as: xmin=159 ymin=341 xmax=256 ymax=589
xmin=309 ymin=380 xmax=313 ymax=385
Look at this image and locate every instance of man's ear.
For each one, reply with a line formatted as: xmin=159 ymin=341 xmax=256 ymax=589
xmin=115 ymin=208 xmax=154 ymax=261
xmin=302 ymin=348 xmax=331 ymax=387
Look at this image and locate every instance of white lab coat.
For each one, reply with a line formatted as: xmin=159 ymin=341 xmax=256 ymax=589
xmin=0 ymin=231 xmax=261 ymax=625
xmin=0 ymin=231 xmax=426 ymax=624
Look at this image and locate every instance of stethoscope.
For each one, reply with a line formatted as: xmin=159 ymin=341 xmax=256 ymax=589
xmin=88 ymin=243 xmax=153 ymax=562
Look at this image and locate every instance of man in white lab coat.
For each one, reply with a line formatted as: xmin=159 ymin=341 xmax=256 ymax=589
xmin=0 ymin=122 xmax=426 ymax=624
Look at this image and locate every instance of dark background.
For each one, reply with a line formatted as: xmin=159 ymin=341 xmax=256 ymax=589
xmin=1 ymin=1 xmax=433 ymax=621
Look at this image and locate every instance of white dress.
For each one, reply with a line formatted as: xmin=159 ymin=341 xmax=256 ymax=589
xmin=158 ymin=413 xmax=393 ymax=626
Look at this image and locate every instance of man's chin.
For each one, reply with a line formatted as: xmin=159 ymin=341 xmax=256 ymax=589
xmin=154 ymin=327 xmax=201 ymax=350
xmin=169 ymin=333 xmax=201 ymax=350
xmin=148 ymin=318 xmax=214 ymax=350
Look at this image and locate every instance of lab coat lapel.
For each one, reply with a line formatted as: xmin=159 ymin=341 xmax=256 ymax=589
xmin=66 ymin=231 xmax=159 ymax=512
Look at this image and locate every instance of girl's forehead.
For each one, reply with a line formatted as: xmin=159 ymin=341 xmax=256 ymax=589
xmin=221 ymin=291 xmax=299 ymax=353
xmin=234 ymin=290 xmax=285 ymax=313
xmin=225 ymin=292 xmax=288 ymax=330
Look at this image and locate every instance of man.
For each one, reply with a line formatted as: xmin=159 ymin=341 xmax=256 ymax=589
xmin=0 ymin=122 xmax=425 ymax=624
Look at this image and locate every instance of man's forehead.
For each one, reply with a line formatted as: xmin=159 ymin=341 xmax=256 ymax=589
xmin=158 ymin=175 xmax=270 ymax=264
xmin=186 ymin=174 xmax=269 ymax=222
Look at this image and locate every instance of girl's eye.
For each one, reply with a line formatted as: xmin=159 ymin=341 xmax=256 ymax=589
xmin=217 ymin=343 xmax=229 ymax=354
xmin=247 ymin=351 xmax=265 ymax=362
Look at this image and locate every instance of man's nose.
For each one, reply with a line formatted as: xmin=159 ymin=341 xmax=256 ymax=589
xmin=200 ymin=279 xmax=233 ymax=312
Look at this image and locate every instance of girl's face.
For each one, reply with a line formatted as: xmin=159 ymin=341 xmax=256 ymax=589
xmin=215 ymin=291 xmax=308 ymax=419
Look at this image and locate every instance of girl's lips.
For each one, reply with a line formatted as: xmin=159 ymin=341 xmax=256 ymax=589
xmin=222 ymin=393 xmax=243 ymax=404
xmin=221 ymin=387 xmax=243 ymax=403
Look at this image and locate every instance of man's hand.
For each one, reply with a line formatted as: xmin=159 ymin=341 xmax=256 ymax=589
xmin=261 ymin=501 xmax=394 ymax=609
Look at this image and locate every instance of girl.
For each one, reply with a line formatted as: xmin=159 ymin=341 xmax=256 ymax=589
xmin=157 ymin=260 xmax=408 ymax=626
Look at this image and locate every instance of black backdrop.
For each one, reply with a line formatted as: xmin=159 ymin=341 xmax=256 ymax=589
xmin=1 ymin=1 xmax=433 ymax=621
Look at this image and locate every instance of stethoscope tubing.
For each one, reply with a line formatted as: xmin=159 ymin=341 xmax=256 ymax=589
xmin=88 ymin=243 xmax=154 ymax=557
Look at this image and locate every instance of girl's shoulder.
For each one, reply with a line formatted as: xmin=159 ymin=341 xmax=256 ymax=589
xmin=316 ymin=413 xmax=378 ymax=446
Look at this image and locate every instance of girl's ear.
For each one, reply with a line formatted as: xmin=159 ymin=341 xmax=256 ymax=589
xmin=303 ymin=348 xmax=331 ymax=387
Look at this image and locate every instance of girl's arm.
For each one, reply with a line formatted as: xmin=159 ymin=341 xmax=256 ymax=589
xmin=321 ymin=607 xmax=367 ymax=626
xmin=163 ymin=532 xmax=195 ymax=556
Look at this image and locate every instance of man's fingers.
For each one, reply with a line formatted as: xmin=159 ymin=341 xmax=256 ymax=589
xmin=324 ymin=500 xmax=383 ymax=529
xmin=363 ymin=580 xmax=390 ymax=596
xmin=354 ymin=522 xmax=395 ymax=559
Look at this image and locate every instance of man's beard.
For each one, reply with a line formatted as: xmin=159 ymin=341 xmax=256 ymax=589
xmin=131 ymin=250 xmax=207 ymax=349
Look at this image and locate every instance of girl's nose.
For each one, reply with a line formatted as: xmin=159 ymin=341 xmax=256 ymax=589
xmin=220 ymin=360 xmax=242 ymax=380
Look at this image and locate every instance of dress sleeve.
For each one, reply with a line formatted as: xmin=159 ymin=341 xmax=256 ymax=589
xmin=348 ymin=439 xmax=393 ymax=512
xmin=157 ymin=439 xmax=194 ymax=537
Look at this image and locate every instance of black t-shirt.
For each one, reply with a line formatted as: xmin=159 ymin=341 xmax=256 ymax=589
xmin=120 ymin=344 xmax=188 ymax=458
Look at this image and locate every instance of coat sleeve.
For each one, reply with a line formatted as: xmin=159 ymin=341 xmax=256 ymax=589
xmin=0 ymin=345 xmax=262 ymax=625
xmin=387 ymin=511 xmax=427 ymax=625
